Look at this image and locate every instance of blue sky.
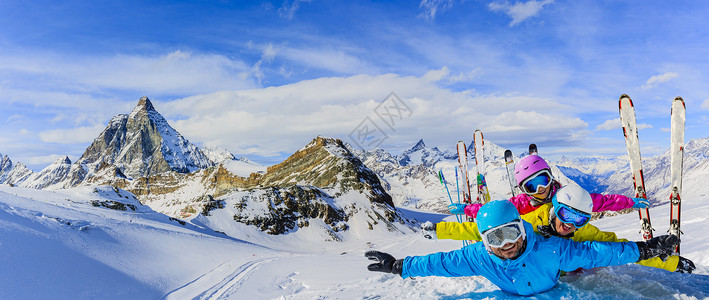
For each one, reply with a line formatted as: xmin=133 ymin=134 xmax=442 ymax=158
xmin=1 ymin=0 xmax=709 ymax=170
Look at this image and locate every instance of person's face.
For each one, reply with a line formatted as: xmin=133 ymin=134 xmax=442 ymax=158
xmin=531 ymin=185 xmax=551 ymax=200
xmin=489 ymin=236 xmax=525 ymax=259
xmin=553 ymin=216 xmax=578 ymax=236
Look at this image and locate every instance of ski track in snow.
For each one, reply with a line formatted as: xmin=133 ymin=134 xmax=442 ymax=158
xmin=163 ymin=257 xmax=281 ymax=299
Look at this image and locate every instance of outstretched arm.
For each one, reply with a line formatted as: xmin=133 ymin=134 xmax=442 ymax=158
xmin=590 ymin=193 xmax=647 ymax=212
xmin=463 ymin=194 xmax=537 ymax=219
xmin=400 ymin=248 xmax=478 ymax=279
xmin=576 ymin=224 xmax=686 ymax=272
xmin=558 ymin=235 xmax=679 ymax=271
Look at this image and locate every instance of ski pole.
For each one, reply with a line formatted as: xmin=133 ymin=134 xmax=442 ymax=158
xmin=439 ymin=170 xmax=467 ymax=246
xmin=455 ymin=166 xmax=461 ymax=204
xmin=439 ymin=170 xmax=463 ymax=223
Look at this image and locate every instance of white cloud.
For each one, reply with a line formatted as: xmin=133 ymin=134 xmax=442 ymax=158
xmin=489 ymin=0 xmax=554 ymax=26
xmin=446 ymin=67 xmax=483 ymax=84
xmin=595 ymin=118 xmax=620 ymax=131
xmin=420 ymin=0 xmax=455 ymax=21
xmin=252 ymin=43 xmax=280 ymax=85
xmin=159 ymin=71 xmax=588 ymax=158
xmin=278 ymin=0 xmax=312 ymax=20
xmin=7 ymin=114 xmax=24 ymax=123
xmin=422 ymin=67 xmax=450 ymax=82
xmin=483 ymin=110 xmax=588 ymax=146
xmin=38 ymin=124 xmax=105 ymax=144
xmin=641 ymin=72 xmax=679 ymax=89
xmin=594 ymin=118 xmax=652 ymax=131
xmin=701 ymin=98 xmax=709 ymax=110
xmin=637 ymin=123 xmax=653 ymax=130
xmin=281 ymin=47 xmax=377 ymax=75
xmin=0 ymin=50 xmax=257 ymax=98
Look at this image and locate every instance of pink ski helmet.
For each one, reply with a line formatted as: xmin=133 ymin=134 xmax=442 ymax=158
xmin=514 ymin=155 xmax=551 ymax=186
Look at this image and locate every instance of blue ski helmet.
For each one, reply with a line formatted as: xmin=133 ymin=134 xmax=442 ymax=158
xmin=477 ymin=200 xmax=521 ymax=234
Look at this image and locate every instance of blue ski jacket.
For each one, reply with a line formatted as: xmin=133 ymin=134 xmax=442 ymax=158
xmin=402 ymin=221 xmax=641 ymax=296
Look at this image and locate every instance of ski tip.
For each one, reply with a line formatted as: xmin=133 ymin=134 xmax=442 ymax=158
xmin=528 ymin=144 xmax=538 ymax=155
xmin=674 ymin=96 xmax=685 ymax=106
xmin=619 ymin=94 xmax=633 ymax=109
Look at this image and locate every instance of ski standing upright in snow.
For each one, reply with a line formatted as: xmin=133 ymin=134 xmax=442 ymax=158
xmin=669 ymin=97 xmax=685 ymax=253
xmin=504 ymin=150 xmax=518 ymax=196
xmin=473 ymin=130 xmax=490 ymax=203
xmin=457 ymin=141 xmax=474 ymax=222
xmin=619 ymin=94 xmax=653 ymax=240
xmin=529 ymin=143 xmax=538 ymax=155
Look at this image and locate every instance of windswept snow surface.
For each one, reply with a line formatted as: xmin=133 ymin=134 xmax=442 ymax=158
xmin=1 ymin=184 xmax=708 ymax=299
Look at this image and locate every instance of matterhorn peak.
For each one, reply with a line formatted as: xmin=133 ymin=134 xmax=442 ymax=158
xmin=73 ymin=96 xmax=214 ymax=180
xmin=129 ymin=96 xmax=159 ymax=120
xmin=137 ymin=96 xmax=155 ymax=111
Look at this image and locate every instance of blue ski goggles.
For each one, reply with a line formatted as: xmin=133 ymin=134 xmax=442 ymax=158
xmin=554 ymin=204 xmax=591 ymax=228
xmin=520 ymin=169 xmax=553 ymax=195
xmin=481 ymin=220 xmax=525 ymax=248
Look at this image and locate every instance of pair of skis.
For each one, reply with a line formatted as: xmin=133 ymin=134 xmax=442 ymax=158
xmin=455 ymin=130 xmax=490 ymax=221
xmin=619 ymin=95 xmax=685 ymax=253
xmin=503 ymin=144 xmax=538 ymax=196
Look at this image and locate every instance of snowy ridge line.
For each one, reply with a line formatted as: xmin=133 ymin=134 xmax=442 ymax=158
xmin=162 ymin=257 xmax=280 ymax=299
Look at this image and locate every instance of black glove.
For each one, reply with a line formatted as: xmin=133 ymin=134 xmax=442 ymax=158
xmin=676 ymin=256 xmax=696 ymax=274
xmin=365 ymin=251 xmax=403 ymax=276
xmin=635 ymin=235 xmax=680 ymax=262
xmin=421 ymin=221 xmax=437 ymax=239
xmin=536 ymin=225 xmax=559 ymax=238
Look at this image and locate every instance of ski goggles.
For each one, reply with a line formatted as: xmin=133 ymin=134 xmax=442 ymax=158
xmin=520 ymin=169 xmax=553 ymax=195
xmin=554 ymin=203 xmax=591 ymax=228
xmin=481 ymin=219 xmax=525 ymax=248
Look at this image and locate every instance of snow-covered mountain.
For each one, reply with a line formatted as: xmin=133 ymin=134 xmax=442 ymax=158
xmin=396 ymin=139 xmax=457 ymax=167
xmin=351 ymin=139 xmax=577 ymax=213
xmin=20 ymin=156 xmax=74 ymax=189
xmin=201 ymin=146 xmax=266 ymax=177
xmin=201 ymin=146 xmax=237 ymax=164
xmin=0 ymin=97 xmax=216 ymax=189
xmin=78 ymin=96 xmax=214 ymax=180
xmin=194 ymin=136 xmax=417 ymax=240
xmin=555 ymin=155 xmax=628 ymax=193
xmin=0 ymin=154 xmax=33 ymax=186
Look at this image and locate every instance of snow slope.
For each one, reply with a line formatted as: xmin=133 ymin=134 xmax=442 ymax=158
xmin=1 ymin=183 xmax=708 ymax=299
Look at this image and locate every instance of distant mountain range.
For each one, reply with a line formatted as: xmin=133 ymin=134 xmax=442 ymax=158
xmin=1 ymin=96 xmax=707 ymax=241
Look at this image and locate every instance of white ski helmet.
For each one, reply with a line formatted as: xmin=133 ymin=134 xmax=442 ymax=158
xmin=551 ymin=184 xmax=593 ymax=214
